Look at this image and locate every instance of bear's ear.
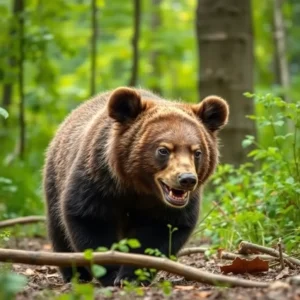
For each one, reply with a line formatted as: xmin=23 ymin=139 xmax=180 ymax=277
xmin=193 ymin=96 xmax=229 ymax=132
xmin=108 ymin=87 xmax=144 ymax=123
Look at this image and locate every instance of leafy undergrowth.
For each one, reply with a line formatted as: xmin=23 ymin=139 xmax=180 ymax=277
xmin=198 ymin=93 xmax=300 ymax=253
xmin=0 ymin=236 xmax=300 ymax=300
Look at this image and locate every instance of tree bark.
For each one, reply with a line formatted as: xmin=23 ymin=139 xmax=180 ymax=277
xmin=17 ymin=0 xmax=25 ymax=159
xmin=149 ymin=0 xmax=162 ymax=94
xmin=196 ymin=0 xmax=256 ymax=166
xmin=272 ymin=0 xmax=290 ymax=101
xmin=90 ymin=0 xmax=98 ymax=96
xmin=2 ymin=84 xmax=13 ymax=109
xmin=129 ymin=0 xmax=141 ymax=87
xmin=1 ymin=0 xmax=21 ymax=115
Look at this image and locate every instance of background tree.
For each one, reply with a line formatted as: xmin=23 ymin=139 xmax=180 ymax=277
xmin=129 ymin=0 xmax=141 ymax=86
xmin=90 ymin=0 xmax=98 ymax=96
xmin=149 ymin=0 xmax=162 ymax=94
xmin=196 ymin=0 xmax=256 ymax=166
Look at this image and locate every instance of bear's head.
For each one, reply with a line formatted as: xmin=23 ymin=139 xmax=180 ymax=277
xmin=106 ymin=87 xmax=229 ymax=208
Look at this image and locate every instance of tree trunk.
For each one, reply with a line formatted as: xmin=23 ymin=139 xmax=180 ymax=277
xmin=129 ymin=0 xmax=141 ymax=87
xmin=17 ymin=0 xmax=25 ymax=159
xmin=196 ymin=0 xmax=256 ymax=166
xmin=149 ymin=0 xmax=162 ymax=94
xmin=90 ymin=0 xmax=98 ymax=96
xmin=272 ymin=0 xmax=290 ymax=101
xmin=1 ymin=0 xmax=21 ymax=110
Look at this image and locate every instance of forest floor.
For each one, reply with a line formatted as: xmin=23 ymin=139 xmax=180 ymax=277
xmin=3 ymin=236 xmax=300 ymax=300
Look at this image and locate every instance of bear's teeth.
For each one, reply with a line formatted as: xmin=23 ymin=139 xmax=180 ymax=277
xmin=169 ymin=190 xmax=187 ymax=200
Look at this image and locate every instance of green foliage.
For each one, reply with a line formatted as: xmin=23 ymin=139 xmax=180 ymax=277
xmin=0 ymin=108 xmax=8 ymax=119
xmin=0 ymin=230 xmax=10 ymax=246
xmin=0 ymin=272 xmax=27 ymax=300
xmin=56 ymin=281 xmax=95 ymax=300
xmin=111 ymin=238 xmax=141 ymax=252
xmin=201 ymin=93 xmax=300 ymax=251
xmin=91 ymin=265 xmax=106 ymax=278
xmin=145 ymin=247 xmax=165 ymax=257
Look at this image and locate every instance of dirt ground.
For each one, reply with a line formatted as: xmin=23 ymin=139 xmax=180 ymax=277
xmin=3 ymin=237 xmax=300 ymax=300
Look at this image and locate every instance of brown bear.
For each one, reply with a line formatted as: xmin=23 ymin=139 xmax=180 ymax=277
xmin=43 ymin=87 xmax=229 ymax=286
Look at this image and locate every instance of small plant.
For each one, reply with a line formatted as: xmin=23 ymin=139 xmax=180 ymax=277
xmin=167 ymin=224 xmax=178 ymax=260
xmin=200 ymin=93 xmax=300 ymax=252
xmin=0 ymin=272 xmax=27 ymax=300
xmin=110 ymin=238 xmax=141 ymax=252
xmin=0 ymin=230 xmax=10 ymax=246
xmin=144 ymin=247 xmax=165 ymax=257
xmin=56 ymin=280 xmax=95 ymax=300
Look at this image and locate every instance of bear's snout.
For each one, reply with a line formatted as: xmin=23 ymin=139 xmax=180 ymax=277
xmin=177 ymin=173 xmax=198 ymax=190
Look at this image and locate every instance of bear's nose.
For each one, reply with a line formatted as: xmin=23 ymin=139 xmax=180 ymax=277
xmin=178 ymin=173 xmax=197 ymax=189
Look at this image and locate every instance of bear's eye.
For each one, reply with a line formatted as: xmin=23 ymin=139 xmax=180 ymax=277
xmin=157 ymin=147 xmax=170 ymax=157
xmin=194 ymin=150 xmax=202 ymax=159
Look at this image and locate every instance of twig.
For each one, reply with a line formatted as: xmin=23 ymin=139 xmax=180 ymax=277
xmin=178 ymin=247 xmax=207 ymax=257
xmin=277 ymin=238 xmax=285 ymax=270
xmin=178 ymin=247 xmax=278 ymax=261
xmin=0 ymin=248 xmax=269 ymax=288
xmin=239 ymin=241 xmax=300 ymax=268
xmin=0 ymin=216 xmax=46 ymax=229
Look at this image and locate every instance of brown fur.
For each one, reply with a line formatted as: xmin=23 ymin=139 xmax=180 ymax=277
xmin=43 ymin=87 xmax=229 ymax=286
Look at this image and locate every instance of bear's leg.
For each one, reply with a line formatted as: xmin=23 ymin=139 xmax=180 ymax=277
xmin=44 ymin=167 xmax=92 ymax=283
xmin=114 ymin=224 xmax=193 ymax=286
xmin=63 ymin=215 xmax=120 ymax=286
xmin=47 ymin=211 xmax=93 ymax=283
xmin=61 ymin=173 xmax=122 ymax=286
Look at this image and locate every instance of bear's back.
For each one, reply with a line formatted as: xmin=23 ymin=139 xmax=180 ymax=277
xmin=44 ymin=89 xmax=161 ymax=196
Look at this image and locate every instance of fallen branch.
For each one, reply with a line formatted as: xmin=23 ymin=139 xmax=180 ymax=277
xmin=0 ymin=248 xmax=269 ymax=288
xmin=178 ymin=247 xmax=207 ymax=256
xmin=239 ymin=241 xmax=300 ymax=268
xmin=0 ymin=216 xmax=46 ymax=229
xmin=179 ymin=247 xmax=279 ymax=261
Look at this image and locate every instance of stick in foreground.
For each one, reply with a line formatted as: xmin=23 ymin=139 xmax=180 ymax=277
xmin=0 ymin=248 xmax=269 ymax=288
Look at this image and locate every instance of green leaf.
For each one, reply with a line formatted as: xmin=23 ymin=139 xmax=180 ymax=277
xmin=159 ymin=280 xmax=172 ymax=296
xmin=243 ymin=92 xmax=254 ymax=98
xmin=274 ymin=120 xmax=284 ymax=127
xmin=285 ymin=177 xmax=295 ymax=185
xmin=118 ymin=244 xmax=129 ymax=252
xmin=96 ymin=247 xmax=108 ymax=252
xmin=83 ymin=249 xmax=93 ymax=260
xmin=0 ymin=107 xmax=9 ymax=119
xmin=91 ymin=265 xmax=106 ymax=278
xmin=242 ymin=139 xmax=253 ymax=148
xmin=0 ymin=273 xmax=27 ymax=297
xmin=73 ymin=282 xmax=94 ymax=298
xmin=145 ymin=248 xmax=154 ymax=255
xmin=127 ymin=239 xmax=141 ymax=249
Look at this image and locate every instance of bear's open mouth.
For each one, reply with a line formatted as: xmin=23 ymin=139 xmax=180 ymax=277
xmin=159 ymin=181 xmax=189 ymax=207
